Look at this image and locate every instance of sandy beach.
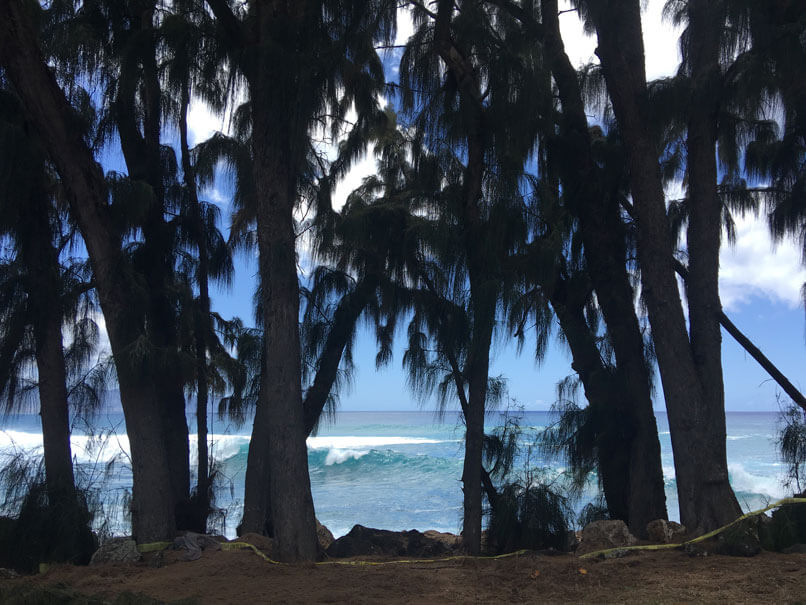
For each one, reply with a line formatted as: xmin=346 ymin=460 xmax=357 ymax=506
xmin=2 ymin=546 xmax=805 ymax=604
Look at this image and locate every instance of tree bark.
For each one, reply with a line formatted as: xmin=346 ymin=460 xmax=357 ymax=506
xmin=548 ymin=270 xmax=631 ymax=521
xmin=238 ymin=0 xmax=319 ymax=561
xmin=589 ymin=0 xmax=740 ymax=533
xmin=21 ymin=193 xmax=76 ymax=505
xmin=0 ymin=0 xmax=178 ymax=543
xmin=180 ymin=82 xmax=212 ymax=531
xmin=541 ymin=0 xmax=666 ymax=535
xmin=303 ymin=277 xmax=378 ymax=436
xmin=114 ymin=3 xmax=191 ymax=529
xmin=680 ymin=0 xmax=741 ymax=528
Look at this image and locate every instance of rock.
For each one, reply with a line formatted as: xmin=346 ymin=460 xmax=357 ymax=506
xmin=173 ymin=532 xmax=223 ymax=561
xmin=714 ymin=518 xmax=761 ymax=557
xmin=0 ymin=568 xmax=19 ymax=579
xmin=326 ymin=525 xmax=450 ymax=558
xmin=646 ymin=519 xmax=687 ymax=544
xmin=577 ymin=520 xmax=638 ymax=556
xmin=236 ymin=532 xmax=275 ymax=557
xmin=90 ymin=538 xmax=141 ymax=565
xmin=762 ymin=503 xmax=806 ymax=551
xmin=316 ymin=519 xmax=335 ymax=551
xmin=423 ymin=530 xmax=461 ymax=551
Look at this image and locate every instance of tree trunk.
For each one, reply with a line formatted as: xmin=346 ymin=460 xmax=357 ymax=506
xmin=250 ymin=145 xmax=318 ymax=561
xmin=548 ymin=271 xmax=630 ymax=521
xmin=541 ymin=0 xmax=667 ymax=535
xmin=239 ymin=2 xmax=319 ymax=557
xmin=680 ymin=0 xmax=741 ymax=528
xmin=589 ymin=0 xmax=740 ymax=533
xmin=113 ymin=3 xmax=191 ymax=529
xmin=0 ymin=0 xmax=178 ymax=543
xmin=303 ymin=277 xmax=377 ymax=436
xmin=21 ymin=195 xmax=76 ymax=505
xmin=180 ymin=84 xmax=212 ymax=531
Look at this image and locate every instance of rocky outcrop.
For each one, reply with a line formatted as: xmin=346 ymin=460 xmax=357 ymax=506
xmin=90 ymin=538 xmax=141 ymax=565
xmin=577 ymin=520 xmax=638 ymax=556
xmin=316 ymin=520 xmax=335 ymax=551
xmin=326 ymin=525 xmax=454 ymax=558
xmin=646 ymin=519 xmax=687 ymax=544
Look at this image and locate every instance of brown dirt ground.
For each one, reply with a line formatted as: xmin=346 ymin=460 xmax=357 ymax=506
xmin=1 ymin=547 xmax=805 ymax=604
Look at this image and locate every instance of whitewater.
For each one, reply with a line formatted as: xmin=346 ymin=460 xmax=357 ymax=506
xmin=0 ymin=410 xmax=788 ymax=539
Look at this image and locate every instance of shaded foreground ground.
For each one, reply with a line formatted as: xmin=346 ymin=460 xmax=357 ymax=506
xmin=2 ymin=548 xmax=806 ymax=604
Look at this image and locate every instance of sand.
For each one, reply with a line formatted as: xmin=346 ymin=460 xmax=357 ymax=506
xmin=1 ymin=546 xmax=805 ymax=604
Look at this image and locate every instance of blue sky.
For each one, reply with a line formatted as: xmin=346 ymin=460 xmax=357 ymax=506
xmin=182 ymin=1 xmax=806 ymax=414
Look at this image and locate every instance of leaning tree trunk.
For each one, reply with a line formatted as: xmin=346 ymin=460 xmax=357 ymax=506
xmin=548 ymin=270 xmax=631 ymax=521
xmin=0 ymin=1 xmax=179 ymax=543
xmin=541 ymin=0 xmax=667 ymax=535
xmin=589 ymin=0 xmax=740 ymax=533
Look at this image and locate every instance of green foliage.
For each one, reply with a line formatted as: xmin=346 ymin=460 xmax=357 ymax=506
xmin=778 ymin=399 xmax=806 ymax=496
xmin=0 ymin=456 xmax=96 ymax=572
xmin=486 ymin=466 xmax=572 ymax=554
xmin=759 ymin=504 xmax=806 ymax=552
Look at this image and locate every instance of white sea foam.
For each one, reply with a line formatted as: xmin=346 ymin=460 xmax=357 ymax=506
xmin=729 ymin=463 xmax=786 ymax=499
xmin=306 ymin=436 xmax=443 ymax=449
xmin=323 ymin=448 xmax=369 ymax=465
xmin=188 ymin=434 xmax=250 ymax=466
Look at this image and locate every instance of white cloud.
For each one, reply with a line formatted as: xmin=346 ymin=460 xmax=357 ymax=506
xmin=558 ymin=0 xmax=682 ymax=79
xmin=331 ymin=150 xmax=377 ymax=211
xmin=186 ymin=98 xmax=224 ymax=147
xmin=394 ymin=6 xmax=415 ymax=47
xmin=720 ymin=215 xmax=806 ymax=310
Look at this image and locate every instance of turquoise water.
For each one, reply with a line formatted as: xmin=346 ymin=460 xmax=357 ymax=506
xmin=0 ymin=410 xmax=788 ymax=538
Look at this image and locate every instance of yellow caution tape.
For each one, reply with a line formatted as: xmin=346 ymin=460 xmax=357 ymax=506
xmin=579 ymin=496 xmax=806 ymax=560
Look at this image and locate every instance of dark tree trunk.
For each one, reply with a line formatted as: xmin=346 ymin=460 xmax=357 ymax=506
xmin=680 ymin=0 xmax=741 ymax=528
xmin=113 ymin=3 xmax=191 ymax=528
xmin=541 ymin=0 xmax=666 ymax=535
xmin=548 ymin=271 xmax=631 ymax=521
xmin=21 ymin=195 xmax=76 ymax=505
xmin=237 ymin=1 xmax=319 ymax=560
xmin=180 ymin=84 xmax=211 ymax=531
xmin=589 ymin=0 xmax=740 ymax=533
xmin=0 ymin=1 xmax=179 ymax=543
xmin=249 ymin=145 xmax=318 ymax=561
xmin=303 ymin=277 xmax=377 ymax=436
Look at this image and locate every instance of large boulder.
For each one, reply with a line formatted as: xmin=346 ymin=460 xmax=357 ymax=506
xmin=714 ymin=518 xmax=761 ymax=557
xmin=90 ymin=538 xmax=141 ymax=565
xmin=760 ymin=503 xmax=806 ymax=552
xmin=423 ymin=530 xmax=461 ymax=551
xmin=646 ymin=519 xmax=687 ymax=544
xmin=236 ymin=532 xmax=275 ymax=557
xmin=172 ymin=532 xmax=223 ymax=561
xmin=577 ymin=520 xmax=638 ymax=556
xmin=326 ymin=525 xmax=451 ymax=558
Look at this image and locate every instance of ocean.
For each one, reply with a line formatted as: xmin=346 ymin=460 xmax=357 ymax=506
xmin=0 ymin=410 xmax=788 ymax=539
